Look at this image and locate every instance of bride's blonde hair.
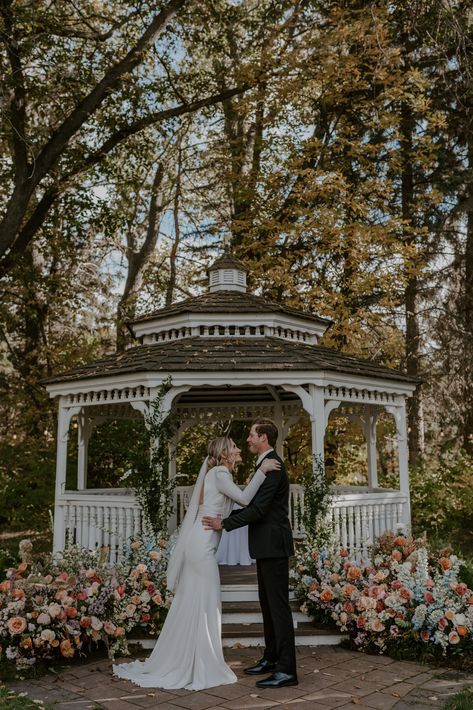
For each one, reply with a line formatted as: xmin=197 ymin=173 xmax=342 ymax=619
xmin=207 ymin=436 xmax=233 ymax=468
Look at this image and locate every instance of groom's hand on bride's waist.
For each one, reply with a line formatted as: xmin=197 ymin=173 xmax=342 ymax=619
xmin=202 ymin=515 xmax=223 ymax=530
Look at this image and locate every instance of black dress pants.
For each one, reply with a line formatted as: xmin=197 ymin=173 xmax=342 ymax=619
xmin=256 ymin=557 xmax=297 ymax=676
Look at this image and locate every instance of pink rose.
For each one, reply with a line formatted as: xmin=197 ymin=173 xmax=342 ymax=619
xmin=36 ymin=612 xmax=51 ymax=625
xmin=48 ymin=603 xmax=62 ymax=618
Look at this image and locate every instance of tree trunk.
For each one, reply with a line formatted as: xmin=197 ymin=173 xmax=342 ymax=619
xmin=116 ymin=162 xmax=166 ymax=350
xmin=400 ymin=98 xmax=424 ymax=464
xmin=461 ymin=127 xmax=473 ymax=454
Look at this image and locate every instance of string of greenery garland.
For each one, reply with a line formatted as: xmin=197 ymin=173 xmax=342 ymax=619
xmin=127 ymin=377 xmax=177 ymax=537
xmin=300 ymin=454 xmax=333 ymax=548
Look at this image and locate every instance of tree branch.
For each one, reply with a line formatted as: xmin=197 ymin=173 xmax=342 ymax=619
xmin=0 ymin=0 xmax=188 ymax=257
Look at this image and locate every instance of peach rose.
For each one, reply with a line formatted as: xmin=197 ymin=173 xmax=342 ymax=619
xmin=21 ymin=637 xmax=33 ymax=649
xmin=342 ymin=584 xmax=356 ymax=597
xmin=7 ymin=616 xmax=27 ymax=635
xmin=0 ymin=580 xmax=11 ymax=593
xmin=448 ymin=630 xmax=460 ymax=644
xmin=340 ymin=548 xmax=349 ymax=557
xmin=310 ymin=551 xmax=318 ymax=561
xmin=356 ymin=616 xmax=366 ymax=629
xmin=37 ymin=612 xmax=51 ymax=625
xmin=391 ymin=550 xmax=402 ymax=562
xmin=347 ymin=566 xmax=361 ymax=580
xmin=104 ymin=621 xmax=116 ymax=635
xmin=60 ymin=639 xmax=75 ymax=658
xmin=440 ymin=557 xmax=453 ymax=571
xmin=455 ymin=583 xmax=468 ymax=596
xmin=158 ymin=539 xmax=167 ymax=548
xmin=66 ymin=607 xmax=77 ymax=619
xmin=134 ymin=564 xmax=147 ymax=575
xmin=56 ymin=571 xmax=69 ymax=582
xmin=152 ymin=593 xmax=163 ymax=605
xmin=393 ymin=536 xmax=406 ymax=545
xmin=125 ymin=604 xmax=137 ymax=617
xmin=424 ymin=591 xmax=434 ymax=604
xmin=438 ymin=618 xmax=448 ymax=630
xmin=320 ymin=589 xmax=334 ymax=602
xmin=12 ymin=588 xmax=25 ymax=600
xmin=141 ymin=613 xmax=151 ymax=622
xmin=130 ymin=541 xmax=140 ymax=551
xmin=80 ymin=616 xmax=92 ymax=628
xmin=445 ymin=609 xmax=455 ymax=621
xmin=371 ymin=619 xmax=385 ymax=632
xmin=420 ymin=629 xmax=430 ymax=642
xmin=17 ymin=562 xmax=28 ymax=574
xmin=76 ymin=590 xmax=88 ymax=601
xmin=149 ymin=550 xmax=161 ymax=561
xmin=343 ymin=601 xmax=354 ymax=613
xmin=309 ymin=581 xmax=319 ymax=593
xmin=399 ymin=587 xmax=413 ymax=601
xmin=457 ymin=626 xmax=468 ymax=637
xmin=114 ymin=626 xmax=126 ymax=637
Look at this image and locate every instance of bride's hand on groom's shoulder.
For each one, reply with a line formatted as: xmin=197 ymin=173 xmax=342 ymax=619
xmin=259 ymin=458 xmax=282 ymax=475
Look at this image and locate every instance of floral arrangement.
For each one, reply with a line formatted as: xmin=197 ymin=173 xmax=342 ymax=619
xmin=0 ymin=536 xmax=173 ymax=670
xmin=291 ymin=531 xmax=473 ymax=658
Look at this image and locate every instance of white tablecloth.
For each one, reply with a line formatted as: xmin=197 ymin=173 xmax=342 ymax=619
xmin=216 ymin=506 xmax=255 ymax=566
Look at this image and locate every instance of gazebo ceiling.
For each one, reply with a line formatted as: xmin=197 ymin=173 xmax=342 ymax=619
xmin=42 ymin=336 xmax=418 ymax=386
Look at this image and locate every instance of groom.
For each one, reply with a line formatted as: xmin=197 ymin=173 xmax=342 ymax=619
xmin=203 ymin=418 xmax=297 ymax=688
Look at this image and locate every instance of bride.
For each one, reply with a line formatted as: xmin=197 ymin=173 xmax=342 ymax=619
xmin=113 ymin=436 xmax=280 ymax=691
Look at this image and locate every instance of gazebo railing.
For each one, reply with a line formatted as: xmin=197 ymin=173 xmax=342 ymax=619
xmin=56 ymin=489 xmax=142 ymax=564
xmin=55 ymin=484 xmax=408 ymax=562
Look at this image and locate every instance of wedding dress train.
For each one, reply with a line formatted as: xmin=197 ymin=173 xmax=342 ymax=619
xmin=113 ymin=464 xmax=265 ymax=691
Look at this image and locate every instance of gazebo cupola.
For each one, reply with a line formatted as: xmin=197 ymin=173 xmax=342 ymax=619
xmin=208 ymin=250 xmax=248 ymax=293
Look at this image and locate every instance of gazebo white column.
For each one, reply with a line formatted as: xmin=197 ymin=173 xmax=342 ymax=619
xmin=281 ymin=384 xmax=326 ymax=464
xmin=365 ymin=405 xmax=379 ymax=489
xmin=386 ymin=400 xmax=411 ymax=529
xmin=77 ymin=411 xmax=92 ymax=490
xmin=53 ymin=399 xmax=80 ymax=552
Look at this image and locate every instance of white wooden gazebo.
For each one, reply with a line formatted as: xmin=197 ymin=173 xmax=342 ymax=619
xmin=44 ymin=252 xmax=418 ymax=564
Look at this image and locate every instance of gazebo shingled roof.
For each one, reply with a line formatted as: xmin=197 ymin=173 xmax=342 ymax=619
xmin=129 ymin=290 xmax=331 ymax=327
xmin=42 ymin=337 xmax=418 ymax=385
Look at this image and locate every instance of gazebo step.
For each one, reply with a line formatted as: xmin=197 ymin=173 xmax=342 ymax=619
xmin=222 ymin=599 xmax=302 ymax=613
xmin=132 ymin=625 xmax=345 ymax=649
xmin=221 ymin=584 xmax=297 ymax=603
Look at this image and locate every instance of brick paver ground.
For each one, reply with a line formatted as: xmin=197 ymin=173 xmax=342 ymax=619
xmin=2 ymin=646 xmax=473 ymax=709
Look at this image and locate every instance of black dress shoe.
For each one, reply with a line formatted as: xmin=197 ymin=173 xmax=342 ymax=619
xmin=256 ymin=671 xmax=298 ymax=688
xmin=244 ymin=659 xmax=277 ymax=675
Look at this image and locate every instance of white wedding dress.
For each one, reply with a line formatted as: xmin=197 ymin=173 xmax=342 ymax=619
xmin=113 ymin=464 xmax=265 ymax=691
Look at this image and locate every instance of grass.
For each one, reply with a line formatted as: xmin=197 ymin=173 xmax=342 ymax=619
xmin=0 ymin=686 xmax=51 ymax=708
xmin=442 ymin=686 xmax=473 ymax=709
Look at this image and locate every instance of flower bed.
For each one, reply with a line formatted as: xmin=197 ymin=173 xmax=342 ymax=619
xmin=0 ymin=537 xmax=172 ymax=671
xmin=291 ymin=532 xmax=473 ymax=659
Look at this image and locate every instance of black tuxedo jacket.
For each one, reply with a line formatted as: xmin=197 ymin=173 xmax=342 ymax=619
xmin=222 ymin=451 xmax=295 ymax=559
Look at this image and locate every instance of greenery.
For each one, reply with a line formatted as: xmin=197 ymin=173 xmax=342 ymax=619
xmin=443 ymin=687 xmax=473 ymax=709
xmin=125 ymin=379 xmax=177 ymax=537
xmin=0 ymin=687 xmax=51 ymax=709
xmin=300 ymin=455 xmax=333 ymax=548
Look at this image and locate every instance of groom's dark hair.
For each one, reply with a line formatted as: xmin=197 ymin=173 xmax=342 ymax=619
xmin=253 ymin=418 xmax=278 ymax=447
